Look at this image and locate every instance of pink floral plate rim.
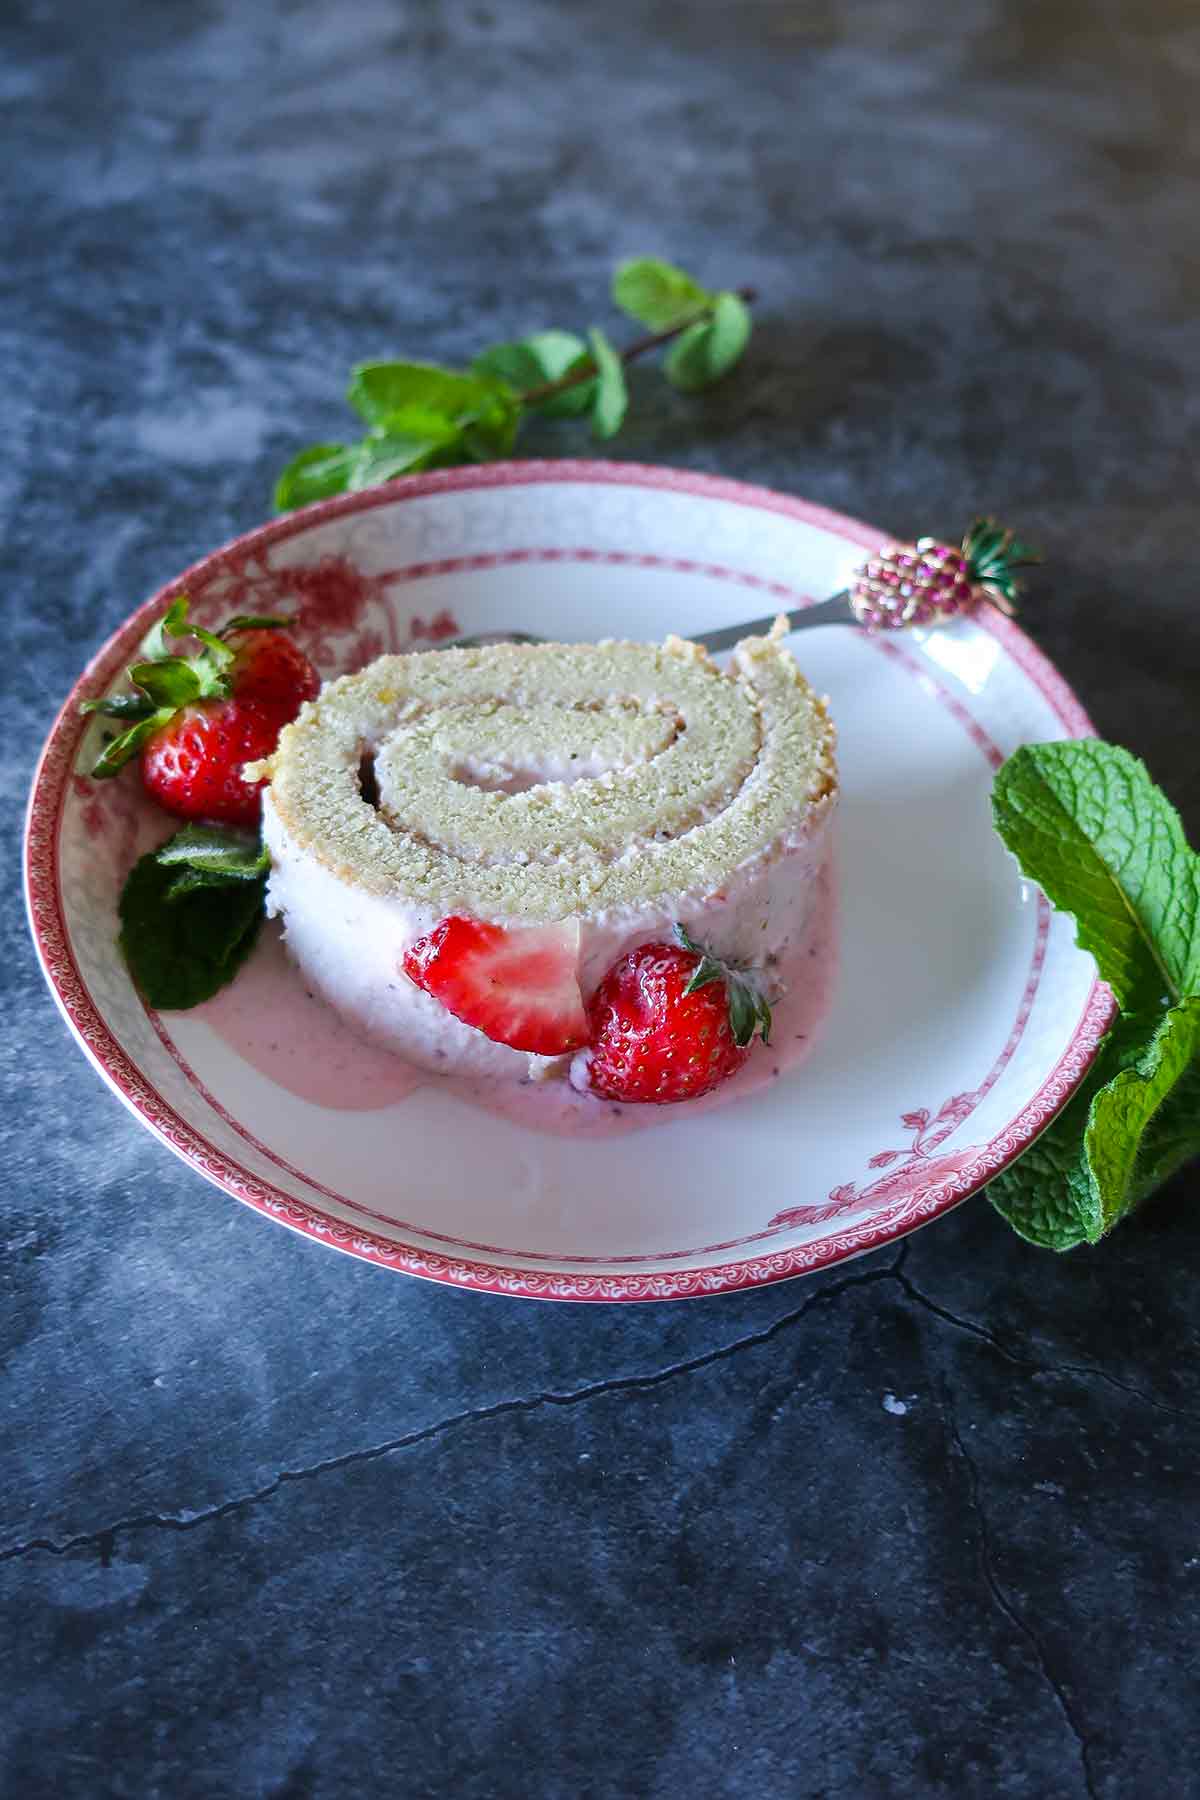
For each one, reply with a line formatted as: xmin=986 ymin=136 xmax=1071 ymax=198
xmin=24 ymin=460 xmax=1114 ymax=1301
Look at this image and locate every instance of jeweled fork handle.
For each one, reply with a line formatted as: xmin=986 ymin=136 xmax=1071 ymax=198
xmin=844 ymin=518 xmax=1038 ymax=632
xmin=693 ymin=518 xmax=1039 ymax=652
xmin=446 ymin=518 xmax=1040 ymax=655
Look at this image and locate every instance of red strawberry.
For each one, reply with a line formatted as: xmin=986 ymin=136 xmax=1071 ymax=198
xmin=403 ymin=916 xmax=588 ymax=1055
xmin=224 ymin=628 xmax=320 ymax=710
xmin=140 ymin=699 xmax=293 ymax=829
xmin=583 ymin=928 xmax=772 ymax=1105
xmin=82 ymin=594 xmax=318 ymax=826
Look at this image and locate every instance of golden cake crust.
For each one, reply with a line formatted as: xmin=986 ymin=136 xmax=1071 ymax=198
xmin=252 ymin=627 xmax=837 ymax=924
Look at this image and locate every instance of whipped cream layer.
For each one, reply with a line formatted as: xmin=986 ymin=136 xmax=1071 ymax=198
xmin=255 ymin=628 xmax=838 ymax=1080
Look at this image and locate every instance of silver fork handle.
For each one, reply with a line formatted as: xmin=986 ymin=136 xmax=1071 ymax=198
xmin=690 ymin=590 xmax=854 ymax=653
xmin=445 ymin=590 xmax=855 ymax=655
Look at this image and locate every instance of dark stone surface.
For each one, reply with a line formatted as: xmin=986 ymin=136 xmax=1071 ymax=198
xmin=3 ymin=1 xmax=1198 ymax=1795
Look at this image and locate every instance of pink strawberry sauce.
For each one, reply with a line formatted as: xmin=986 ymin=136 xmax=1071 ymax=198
xmin=196 ymin=864 xmax=838 ymax=1138
xmin=194 ymin=925 xmax=425 ymax=1111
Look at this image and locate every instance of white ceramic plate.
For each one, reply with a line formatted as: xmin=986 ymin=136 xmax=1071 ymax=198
xmin=26 ymin=462 xmax=1111 ymax=1300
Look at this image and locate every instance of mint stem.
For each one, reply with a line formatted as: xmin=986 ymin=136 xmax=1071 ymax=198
xmin=519 ymin=284 xmax=759 ymax=408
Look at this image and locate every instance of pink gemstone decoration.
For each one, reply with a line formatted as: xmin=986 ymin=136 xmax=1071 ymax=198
xmin=849 ymin=535 xmax=984 ymax=632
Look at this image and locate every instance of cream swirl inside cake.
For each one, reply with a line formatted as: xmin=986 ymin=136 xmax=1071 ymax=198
xmin=252 ymin=625 xmax=838 ymax=1086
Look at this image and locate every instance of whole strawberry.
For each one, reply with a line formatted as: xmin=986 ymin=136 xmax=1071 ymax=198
xmin=139 ymin=699 xmax=295 ymax=828
xmin=584 ymin=926 xmax=772 ymax=1105
xmin=221 ymin=627 xmax=321 ymax=711
xmin=83 ymin=596 xmax=318 ymax=828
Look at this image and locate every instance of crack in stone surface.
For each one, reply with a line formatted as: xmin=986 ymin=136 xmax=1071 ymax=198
xmin=897 ymin=1269 xmax=1196 ymax=1420
xmin=0 ymin=1258 xmax=903 ymax=1565
xmin=6 ymin=1245 xmax=1194 ymax=1567
xmin=942 ymin=1388 xmax=1100 ymax=1800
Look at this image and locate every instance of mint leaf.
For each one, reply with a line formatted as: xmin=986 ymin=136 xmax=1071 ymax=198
xmin=456 ymin=390 xmax=521 ymax=460
xmin=472 ymin=331 xmax=595 ymax=418
xmin=273 ymin=260 xmax=758 ymax=502
xmin=347 ymin=365 xmax=520 ymax=474
xmin=704 ymin=290 xmax=752 ymax=375
xmin=988 ymin=1096 xmax=1102 ymax=1251
xmin=988 ymin=1003 xmax=1200 ymax=1249
xmin=988 ymin=1009 xmax=1154 ymax=1249
xmin=665 ymin=291 xmax=752 ymax=392
xmin=534 ymin=356 xmax=598 ymax=420
xmin=348 ymin=426 xmax=462 ymax=489
xmin=346 ymin=361 xmax=512 ymax=428
xmin=992 ymin=741 xmax=1200 ymax=1013
xmin=1085 ymin=996 xmax=1200 ymax=1234
xmin=155 ymin=824 xmax=270 ymax=880
xmin=273 ymin=443 xmax=357 ymax=512
xmin=119 ymin=837 xmax=267 ymax=1009
xmin=162 ymin=867 xmax=264 ymax=900
xmin=586 ymin=327 xmax=627 ymax=440
xmin=612 ymin=257 xmax=712 ymax=330
xmin=989 ymin=740 xmax=1200 ymax=1251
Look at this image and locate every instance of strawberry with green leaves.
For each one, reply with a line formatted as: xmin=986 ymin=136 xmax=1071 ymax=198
xmin=403 ymin=914 xmax=772 ymax=1098
xmin=582 ymin=927 xmax=772 ymax=1104
xmin=83 ymin=596 xmax=319 ymax=828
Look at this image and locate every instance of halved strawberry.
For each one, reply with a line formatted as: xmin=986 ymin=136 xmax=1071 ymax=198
xmin=403 ymin=916 xmax=588 ymax=1055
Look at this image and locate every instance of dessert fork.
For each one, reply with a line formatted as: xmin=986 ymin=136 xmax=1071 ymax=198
xmin=443 ymin=518 xmax=1037 ymax=654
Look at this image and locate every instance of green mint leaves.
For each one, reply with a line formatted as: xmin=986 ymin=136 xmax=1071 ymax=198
xmin=1084 ymin=998 xmax=1200 ymax=1233
xmin=274 ymin=257 xmax=754 ymax=511
xmin=119 ymin=824 xmax=270 ymax=1009
xmin=274 ymin=361 xmax=521 ymax=509
xmin=991 ymin=741 xmax=1199 ymax=1012
xmin=613 ymin=259 xmax=753 ymax=393
xmin=585 ymin=327 xmax=628 ymax=440
xmin=612 ymin=257 xmax=714 ymax=329
xmin=988 ymin=741 xmax=1200 ymax=1249
xmin=472 ymin=331 xmax=596 ymax=419
xmin=664 ymin=292 xmax=753 ymax=393
xmin=271 ymin=444 xmax=359 ymax=510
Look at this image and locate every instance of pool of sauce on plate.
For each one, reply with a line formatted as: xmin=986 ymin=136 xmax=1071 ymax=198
xmin=197 ymin=867 xmax=837 ymax=1137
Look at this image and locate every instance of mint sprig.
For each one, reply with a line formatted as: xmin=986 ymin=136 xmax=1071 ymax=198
xmin=472 ymin=331 xmax=596 ymax=419
xmin=119 ymin=825 xmax=270 ymax=1009
xmin=991 ymin=740 xmax=1199 ymax=1012
xmin=274 ymin=257 xmax=755 ymax=512
xmin=665 ymin=291 xmax=753 ymax=393
xmin=988 ymin=741 xmax=1200 ymax=1248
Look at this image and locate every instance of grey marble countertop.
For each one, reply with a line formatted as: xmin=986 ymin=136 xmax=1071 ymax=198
xmin=4 ymin=3 xmax=1198 ymax=1795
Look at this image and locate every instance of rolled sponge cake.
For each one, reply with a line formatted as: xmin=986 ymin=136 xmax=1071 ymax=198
xmin=253 ymin=626 xmax=838 ymax=1079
